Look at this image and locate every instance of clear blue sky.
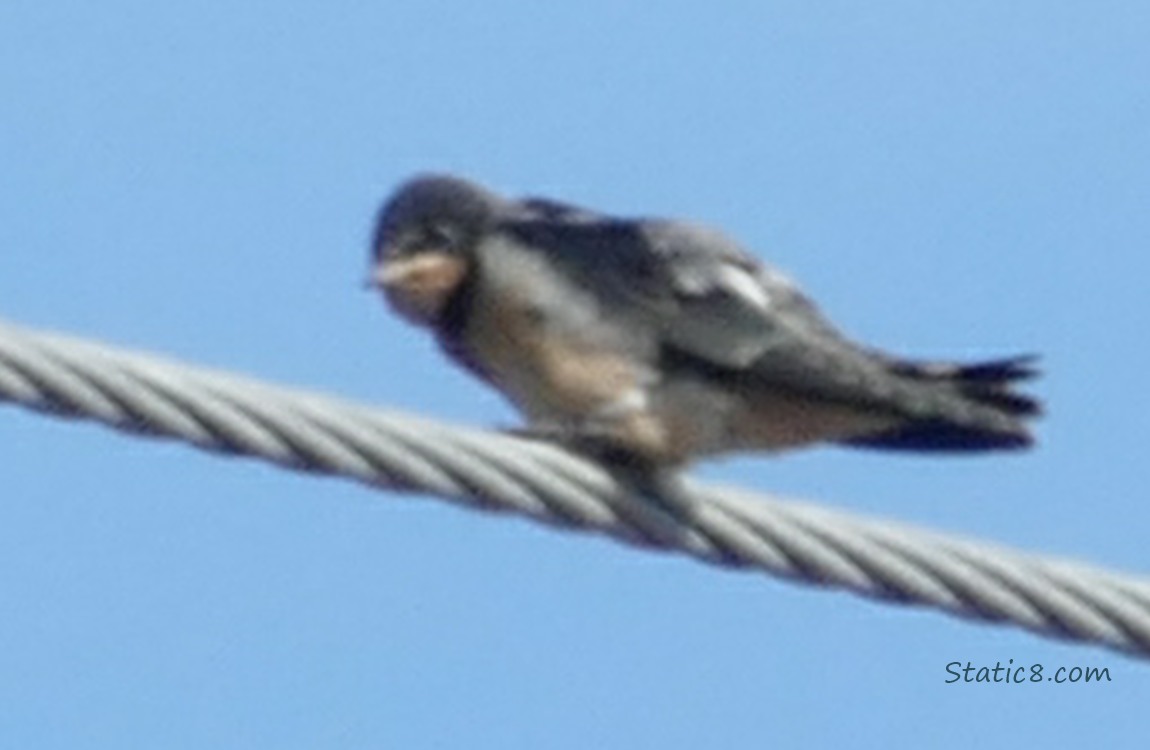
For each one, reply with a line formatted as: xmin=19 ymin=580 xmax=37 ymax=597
xmin=2 ymin=2 xmax=1147 ymax=746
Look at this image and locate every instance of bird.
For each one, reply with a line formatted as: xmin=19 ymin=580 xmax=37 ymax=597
xmin=368 ymin=173 xmax=1040 ymax=469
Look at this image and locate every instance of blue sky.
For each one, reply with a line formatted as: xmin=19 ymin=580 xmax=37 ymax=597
xmin=2 ymin=1 xmax=1147 ymax=746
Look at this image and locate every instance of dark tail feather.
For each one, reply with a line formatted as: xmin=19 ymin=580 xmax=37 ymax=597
xmin=944 ymin=356 xmax=1041 ymax=384
xmin=843 ymin=420 xmax=1033 ymax=452
xmin=888 ymin=354 xmax=1042 ymax=416
xmin=843 ymin=354 xmax=1041 ymax=453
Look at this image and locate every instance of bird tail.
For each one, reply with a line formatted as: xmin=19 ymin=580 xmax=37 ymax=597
xmin=840 ymin=355 xmax=1042 ymax=452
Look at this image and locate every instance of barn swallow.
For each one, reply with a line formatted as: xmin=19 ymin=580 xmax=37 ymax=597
xmin=368 ymin=174 xmax=1040 ymax=468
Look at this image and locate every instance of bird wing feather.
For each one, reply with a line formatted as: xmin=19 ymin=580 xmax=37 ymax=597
xmin=502 ymin=204 xmax=904 ymax=411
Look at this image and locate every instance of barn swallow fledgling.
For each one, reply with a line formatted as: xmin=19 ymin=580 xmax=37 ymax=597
xmin=368 ymin=174 xmax=1040 ymax=468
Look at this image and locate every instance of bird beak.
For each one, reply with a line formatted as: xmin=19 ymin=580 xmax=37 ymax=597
xmin=366 ymin=251 xmax=469 ymax=324
xmin=364 ymin=260 xmax=407 ymax=291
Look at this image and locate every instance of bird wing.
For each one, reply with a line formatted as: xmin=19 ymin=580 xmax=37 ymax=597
xmin=637 ymin=220 xmax=917 ymax=408
xmin=502 ymin=204 xmax=902 ymax=411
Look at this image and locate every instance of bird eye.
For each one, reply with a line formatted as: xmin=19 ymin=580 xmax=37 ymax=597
xmin=423 ymin=223 xmax=457 ymax=250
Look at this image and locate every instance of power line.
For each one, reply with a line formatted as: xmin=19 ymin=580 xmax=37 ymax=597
xmin=2 ymin=318 xmax=1148 ymax=658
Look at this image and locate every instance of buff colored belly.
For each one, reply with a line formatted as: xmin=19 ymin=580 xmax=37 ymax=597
xmin=466 ymin=286 xmax=642 ymax=423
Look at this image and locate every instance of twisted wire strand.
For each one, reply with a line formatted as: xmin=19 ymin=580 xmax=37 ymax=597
xmin=2 ymin=318 xmax=1148 ymax=658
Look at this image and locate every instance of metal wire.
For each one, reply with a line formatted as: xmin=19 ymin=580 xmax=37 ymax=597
xmin=2 ymin=318 xmax=1148 ymax=658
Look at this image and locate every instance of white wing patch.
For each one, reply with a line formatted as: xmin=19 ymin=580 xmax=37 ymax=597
xmin=716 ymin=263 xmax=772 ymax=312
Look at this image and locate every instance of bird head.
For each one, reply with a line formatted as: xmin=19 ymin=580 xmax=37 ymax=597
xmin=368 ymin=174 xmax=499 ymax=326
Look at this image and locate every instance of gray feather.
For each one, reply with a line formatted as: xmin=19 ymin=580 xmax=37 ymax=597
xmin=500 ymin=199 xmax=1035 ymax=433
